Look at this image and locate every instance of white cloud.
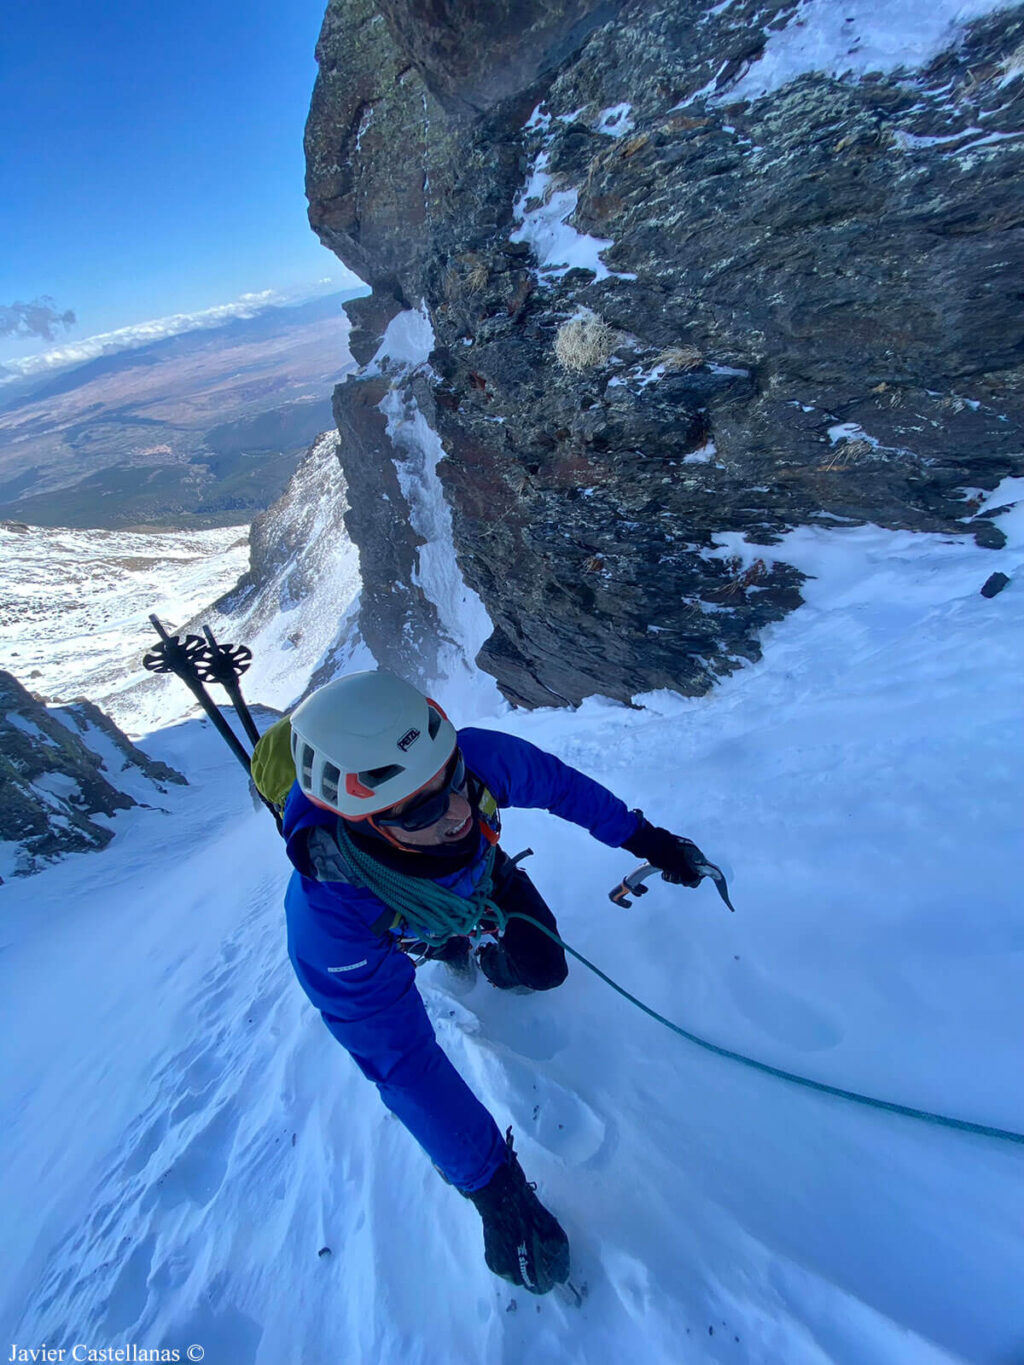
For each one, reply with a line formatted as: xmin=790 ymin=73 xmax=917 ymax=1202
xmin=0 ymin=281 xmax=355 ymax=386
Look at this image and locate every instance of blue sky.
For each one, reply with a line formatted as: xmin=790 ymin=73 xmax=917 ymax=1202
xmin=0 ymin=0 xmax=361 ymax=364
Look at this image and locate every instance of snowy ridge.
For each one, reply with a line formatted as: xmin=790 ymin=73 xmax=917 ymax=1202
xmin=0 ymin=433 xmax=366 ymax=740
xmin=1 ymin=481 xmax=1021 ymax=1361
xmin=0 ymin=677 xmax=184 ymax=879
xmin=0 ymin=522 xmax=249 ymax=721
xmin=181 ymin=431 xmax=364 ymax=717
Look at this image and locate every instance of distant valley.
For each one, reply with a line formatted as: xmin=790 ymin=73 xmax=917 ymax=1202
xmin=0 ymin=290 xmax=358 ymax=529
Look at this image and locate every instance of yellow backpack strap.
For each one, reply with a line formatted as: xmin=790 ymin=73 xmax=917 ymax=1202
xmin=250 ymin=714 xmax=297 ymax=811
xmin=468 ymin=772 xmax=501 ymax=837
xmin=476 ymin=783 xmax=499 ymax=820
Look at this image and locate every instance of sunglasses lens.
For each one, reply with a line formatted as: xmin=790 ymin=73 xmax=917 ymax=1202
xmin=379 ymin=751 xmax=466 ymax=831
xmin=451 ymin=751 xmax=466 ymax=790
xmin=399 ymin=796 xmax=448 ymax=830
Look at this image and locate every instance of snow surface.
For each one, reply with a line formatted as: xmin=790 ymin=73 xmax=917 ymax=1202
xmin=191 ymin=433 xmax=363 ymax=719
xmin=367 ymin=304 xmax=436 ymax=375
xmin=0 ymin=433 xmax=363 ymax=740
xmin=362 ymin=303 xmax=502 ymax=717
xmin=594 ymin=102 xmax=636 ymax=137
xmin=718 ymin=0 xmax=1007 ymax=104
xmin=2 ymin=473 xmax=1022 ymax=1361
xmin=511 ymin=107 xmax=636 ymax=283
xmin=380 ymin=388 xmax=503 ymax=715
xmin=0 ymin=522 xmax=249 ymax=715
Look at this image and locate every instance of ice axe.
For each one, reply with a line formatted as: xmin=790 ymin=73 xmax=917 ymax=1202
xmin=609 ymin=851 xmax=736 ymax=912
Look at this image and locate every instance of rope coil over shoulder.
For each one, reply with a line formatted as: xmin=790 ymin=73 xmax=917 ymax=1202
xmin=331 ymin=817 xmax=511 ymax=944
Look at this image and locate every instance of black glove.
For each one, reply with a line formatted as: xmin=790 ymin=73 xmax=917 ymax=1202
xmin=622 ymin=818 xmax=704 ymax=887
xmin=465 ymin=1131 xmax=570 ymax=1294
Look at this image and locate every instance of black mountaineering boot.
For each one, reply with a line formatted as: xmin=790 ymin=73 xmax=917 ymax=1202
xmin=428 ymin=935 xmax=475 ymax=979
xmin=465 ymin=1130 xmax=570 ymax=1294
xmin=477 ymin=941 xmax=534 ymax=993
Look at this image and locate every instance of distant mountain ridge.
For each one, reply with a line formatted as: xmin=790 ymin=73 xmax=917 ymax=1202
xmin=0 ymin=290 xmax=361 ymax=530
xmin=0 ymin=292 xmax=359 ymax=415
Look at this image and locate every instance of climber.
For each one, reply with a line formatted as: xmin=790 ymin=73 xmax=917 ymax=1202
xmin=275 ymin=669 xmax=705 ymax=1295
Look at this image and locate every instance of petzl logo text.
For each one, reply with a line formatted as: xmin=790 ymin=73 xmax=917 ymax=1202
xmin=397 ymin=728 xmax=420 ymax=752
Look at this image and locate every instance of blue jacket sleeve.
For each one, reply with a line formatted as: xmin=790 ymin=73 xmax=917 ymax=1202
xmin=459 ymin=727 xmax=643 ymax=847
xmin=285 ymin=870 xmax=505 ymax=1191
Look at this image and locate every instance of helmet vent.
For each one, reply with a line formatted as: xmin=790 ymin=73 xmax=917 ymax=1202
xmin=299 ymin=742 xmax=314 ymax=788
xmin=320 ymin=761 xmax=341 ymax=805
xmin=362 ymin=763 xmax=403 ymax=786
xmin=427 ymin=707 xmax=441 ymax=740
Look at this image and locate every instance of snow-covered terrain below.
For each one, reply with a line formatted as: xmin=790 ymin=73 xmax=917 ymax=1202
xmin=105 ymin=431 xmax=366 ymax=738
xmin=2 ymin=477 xmax=1020 ymax=1363
xmin=0 ymin=432 xmax=364 ymax=739
xmin=0 ymin=521 xmax=249 ymax=714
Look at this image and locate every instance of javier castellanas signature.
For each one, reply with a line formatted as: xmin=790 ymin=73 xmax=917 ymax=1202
xmin=9 ymin=1347 xmax=204 ymax=1362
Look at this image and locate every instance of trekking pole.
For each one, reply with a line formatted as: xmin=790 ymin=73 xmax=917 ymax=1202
xmin=195 ymin=625 xmax=262 ymax=748
xmin=143 ymin=614 xmax=253 ymax=774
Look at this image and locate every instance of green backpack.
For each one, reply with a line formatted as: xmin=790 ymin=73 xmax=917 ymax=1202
xmin=250 ymin=715 xmax=297 ymax=812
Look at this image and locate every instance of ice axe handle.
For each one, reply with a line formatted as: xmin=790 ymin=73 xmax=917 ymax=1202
xmin=608 ymin=859 xmax=737 ymax=912
xmin=608 ymin=863 xmax=661 ymax=908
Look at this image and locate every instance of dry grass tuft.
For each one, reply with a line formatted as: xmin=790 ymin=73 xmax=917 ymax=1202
xmin=464 ymin=256 xmax=489 ymax=293
xmin=717 ymin=558 xmax=769 ymax=597
xmin=656 ymin=345 xmax=704 ymax=372
xmin=820 ymin=439 xmax=875 ymax=471
xmin=998 ymin=39 xmax=1024 ymax=80
xmin=554 ymin=314 xmax=620 ymax=372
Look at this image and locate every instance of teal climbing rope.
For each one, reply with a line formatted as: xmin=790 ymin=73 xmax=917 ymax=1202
xmin=501 ymin=911 xmax=1024 ymax=1149
xmin=329 ymin=825 xmax=1024 ymax=1148
xmin=332 ymin=818 xmax=509 ymax=945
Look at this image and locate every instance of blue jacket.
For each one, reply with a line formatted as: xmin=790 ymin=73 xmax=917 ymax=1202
xmin=282 ymin=726 xmax=641 ymax=1191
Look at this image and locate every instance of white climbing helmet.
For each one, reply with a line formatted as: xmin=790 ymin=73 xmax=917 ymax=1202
xmin=289 ymin=670 xmax=456 ymax=818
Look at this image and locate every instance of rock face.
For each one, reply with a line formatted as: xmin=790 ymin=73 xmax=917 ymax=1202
xmin=306 ymin=0 xmax=1024 ymax=706
xmin=0 ymin=670 xmax=186 ymax=879
xmin=210 ymin=430 xmax=365 ymax=702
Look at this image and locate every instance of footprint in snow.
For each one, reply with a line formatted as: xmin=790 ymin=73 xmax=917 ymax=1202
xmin=466 ymin=1041 xmax=609 ymax=1166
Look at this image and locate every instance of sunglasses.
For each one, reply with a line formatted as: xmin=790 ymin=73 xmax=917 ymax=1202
xmin=375 ymin=750 xmax=467 ymax=832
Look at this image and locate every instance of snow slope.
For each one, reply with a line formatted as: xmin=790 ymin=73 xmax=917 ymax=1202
xmin=2 ymin=480 xmax=1021 ymax=1364
xmin=106 ymin=431 xmax=365 ymax=738
xmin=0 ymin=431 xmax=363 ymax=741
xmin=0 ymin=522 xmax=249 ymax=713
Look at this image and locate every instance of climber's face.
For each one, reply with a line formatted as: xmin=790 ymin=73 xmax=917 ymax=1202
xmin=373 ymin=749 xmax=473 ymax=847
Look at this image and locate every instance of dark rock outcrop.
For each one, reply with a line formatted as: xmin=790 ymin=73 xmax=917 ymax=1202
xmin=306 ymin=0 xmax=1024 ymax=706
xmin=0 ymin=670 xmax=186 ymax=879
xmin=376 ymin=0 xmax=627 ymax=114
